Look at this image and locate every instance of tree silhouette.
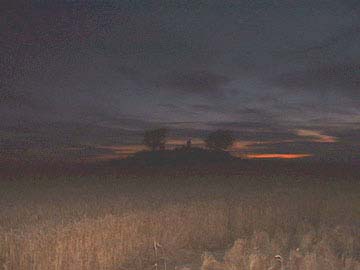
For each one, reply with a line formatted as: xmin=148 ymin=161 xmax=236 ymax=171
xmin=205 ymin=129 xmax=235 ymax=151
xmin=143 ymin=128 xmax=168 ymax=151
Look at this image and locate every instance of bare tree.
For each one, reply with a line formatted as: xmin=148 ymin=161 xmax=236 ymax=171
xmin=205 ymin=129 xmax=235 ymax=151
xmin=143 ymin=128 xmax=168 ymax=151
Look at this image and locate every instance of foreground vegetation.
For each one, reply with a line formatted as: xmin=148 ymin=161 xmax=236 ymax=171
xmin=0 ymin=163 xmax=359 ymax=269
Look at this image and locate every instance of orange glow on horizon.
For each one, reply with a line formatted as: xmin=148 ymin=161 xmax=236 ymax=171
xmin=98 ymin=145 xmax=147 ymax=152
xmin=246 ymin=153 xmax=312 ymax=159
xmin=94 ymin=145 xmax=147 ymax=160
xmin=167 ymin=138 xmax=204 ymax=146
xmin=231 ymin=140 xmax=257 ymax=150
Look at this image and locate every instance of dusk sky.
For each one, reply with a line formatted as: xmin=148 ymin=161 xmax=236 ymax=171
xmin=1 ymin=1 xmax=360 ymax=162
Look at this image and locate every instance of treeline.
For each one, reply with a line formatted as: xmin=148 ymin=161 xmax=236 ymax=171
xmin=143 ymin=128 xmax=235 ymax=151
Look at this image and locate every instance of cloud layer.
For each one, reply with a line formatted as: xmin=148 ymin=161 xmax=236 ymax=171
xmin=1 ymin=1 xmax=360 ymax=162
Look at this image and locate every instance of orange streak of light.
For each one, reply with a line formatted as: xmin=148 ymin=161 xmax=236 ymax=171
xmin=246 ymin=153 xmax=312 ymax=159
xmin=296 ymin=129 xmax=337 ymax=143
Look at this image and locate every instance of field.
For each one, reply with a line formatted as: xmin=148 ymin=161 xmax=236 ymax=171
xmin=0 ymin=161 xmax=359 ymax=269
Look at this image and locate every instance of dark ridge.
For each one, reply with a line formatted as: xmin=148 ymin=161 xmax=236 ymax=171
xmin=121 ymin=147 xmax=237 ymax=166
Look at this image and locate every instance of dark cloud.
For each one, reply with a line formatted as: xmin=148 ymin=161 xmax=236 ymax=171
xmin=161 ymin=71 xmax=231 ymax=95
xmin=328 ymin=128 xmax=360 ymax=144
xmin=274 ymin=63 xmax=360 ymax=96
xmin=0 ymin=90 xmax=27 ymax=107
xmin=279 ymin=24 xmax=360 ymax=58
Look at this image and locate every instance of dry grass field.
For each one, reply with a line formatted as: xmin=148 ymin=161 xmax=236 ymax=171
xmin=0 ymin=162 xmax=359 ymax=269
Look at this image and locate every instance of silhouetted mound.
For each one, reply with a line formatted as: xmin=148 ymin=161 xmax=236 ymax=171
xmin=126 ymin=147 xmax=236 ymax=166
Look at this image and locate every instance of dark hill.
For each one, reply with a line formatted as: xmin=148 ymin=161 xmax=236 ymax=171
xmin=123 ymin=147 xmax=236 ymax=166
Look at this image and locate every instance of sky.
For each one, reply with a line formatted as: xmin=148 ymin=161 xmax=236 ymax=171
xmin=1 ymin=0 xmax=360 ymax=162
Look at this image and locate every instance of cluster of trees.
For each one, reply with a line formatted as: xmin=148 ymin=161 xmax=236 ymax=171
xmin=143 ymin=128 xmax=168 ymax=151
xmin=143 ymin=128 xmax=235 ymax=151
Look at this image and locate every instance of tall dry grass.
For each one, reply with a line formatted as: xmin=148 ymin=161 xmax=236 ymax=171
xmin=0 ymin=173 xmax=359 ymax=269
